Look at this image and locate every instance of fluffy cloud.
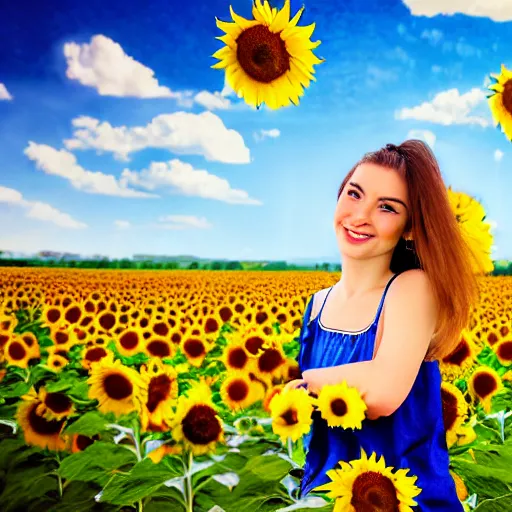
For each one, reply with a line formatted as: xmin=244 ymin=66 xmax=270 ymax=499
xmin=24 ymin=142 xmax=157 ymax=198
xmin=156 ymin=215 xmax=213 ymax=230
xmin=395 ymin=88 xmax=490 ymax=127
xmin=0 ymin=185 xmax=86 ymax=228
xmin=114 ymin=220 xmax=131 ymax=229
xmin=254 ymin=128 xmax=281 ymax=142
xmin=401 ymin=0 xmax=512 ymax=22
xmin=494 ymin=149 xmax=504 ymax=162
xmin=64 ymin=35 xmax=187 ymax=99
xmin=0 ymin=83 xmax=13 ymax=100
xmin=194 ymin=91 xmax=231 ymax=110
xmin=64 ymin=111 xmax=250 ymax=164
xmin=119 ymin=159 xmax=261 ymax=205
xmin=406 ymin=129 xmax=436 ymax=148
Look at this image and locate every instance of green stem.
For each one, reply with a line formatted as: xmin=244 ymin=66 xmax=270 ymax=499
xmin=55 ymin=453 xmax=63 ymax=499
xmin=185 ymin=450 xmax=194 ymax=512
xmin=287 ymin=437 xmax=293 ymax=460
xmin=138 ymin=499 xmax=143 ymax=512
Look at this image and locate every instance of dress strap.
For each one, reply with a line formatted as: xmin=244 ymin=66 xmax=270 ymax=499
xmin=373 ymin=272 xmax=401 ymax=324
xmin=317 ymin=286 xmax=334 ymax=318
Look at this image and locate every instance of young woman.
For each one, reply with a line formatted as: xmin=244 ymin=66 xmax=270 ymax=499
xmin=284 ymin=140 xmax=481 ymax=510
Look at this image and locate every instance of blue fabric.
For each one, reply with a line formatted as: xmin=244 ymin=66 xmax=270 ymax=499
xmin=297 ymin=273 xmax=463 ymax=511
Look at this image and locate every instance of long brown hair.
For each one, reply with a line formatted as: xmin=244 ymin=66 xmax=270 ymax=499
xmin=337 ymin=139 xmax=484 ymax=361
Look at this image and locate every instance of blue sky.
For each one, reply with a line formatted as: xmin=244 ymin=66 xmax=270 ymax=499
xmin=0 ymin=0 xmax=511 ymax=261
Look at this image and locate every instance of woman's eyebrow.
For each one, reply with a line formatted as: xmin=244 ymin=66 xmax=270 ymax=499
xmin=348 ymin=182 xmax=408 ymax=210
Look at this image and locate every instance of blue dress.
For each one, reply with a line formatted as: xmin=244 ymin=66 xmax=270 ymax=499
xmin=297 ymin=273 xmax=463 ymax=511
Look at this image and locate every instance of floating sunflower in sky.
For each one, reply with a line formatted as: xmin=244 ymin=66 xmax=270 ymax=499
xmin=212 ymin=0 xmax=323 ymax=110
xmin=488 ymin=64 xmax=512 ymax=141
xmin=316 ymin=381 xmax=367 ymax=430
xmin=269 ymin=387 xmax=314 ymax=442
xmin=447 ymin=187 xmax=494 ymax=274
xmin=313 ymin=448 xmax=422 ymax=512
xmin=87 ymin=354 xmax=142 ymax=417
xmin=172 ymin=382 xmax=225 ymax=456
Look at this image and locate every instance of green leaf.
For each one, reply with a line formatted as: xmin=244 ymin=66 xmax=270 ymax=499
xmin=99 ymin=456 xmax=184 ymax=505
xmin=191 ymin=451 xmax=247 ymax=487
xmin=57 ymin=481 xmax=120 ymax=512
xmin=58 ymin=441 xmax=137 ymax=486
xmin=474 ymin=494 xmax=512 ymax=512
xmin=63 ymin=411 xmax=108 ymax=436
xmin=0 ymin=380 xmax=30 ymax=398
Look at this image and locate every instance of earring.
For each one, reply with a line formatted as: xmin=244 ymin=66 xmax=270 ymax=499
xmin=405 ymin=238 xmax=414 ymax=251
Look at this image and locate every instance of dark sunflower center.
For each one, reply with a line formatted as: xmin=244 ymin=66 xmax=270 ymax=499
xmin=258 ymin=348 xmax=284 ymax=373
xmin=55 ymin=331 xmax=69 ymax=345
xmin=86 ymin=347 xmax=107 ymax=362
xmin=99 ymin=312 xmax=116 ymax=330
xmin=442 ymin=340 xmax=470 ymax=366
xmin=503 ymin=80 xmax=512 ymax=114
xmin=153 ymin=322 xmax=169 ymax=336
xmin=236 ymin=25 xmax=290 ymax=83
xmin=255 ymin=311 xmax=269 ymax=325
xmin=147 ymin=374 xmax=172 ymax=413
xmin=228 ymin=347 xmax=248 ymax=369
xmin=281 ymin=407 xmax=298 ymax=425
xmin=219 ymin=307 xmax=233 ymax=322
xmin=28 ymin=404 xmax=64 ymax=435
xmin=8 ymin=341 xmax=26 ymax=360
xmin=45 ymin=392 xmax=72 ymax=414
xmin=331 ymin=398 xmax=348 ymax=417
xmin=147 ymin=340 xmax=171 ymax=358
xmin=76 ymin=434 xmax=95 ymax=451
xmin=351 ymin=471 xmax=400 ymax=512
xmin=182 ymin=404 xmax=222 ymax=445
xmin=487 ymin=332 xmax=498 ymax=346
xmin=440 ymin=388 xmax=458 ymax=431
xmin=205 ymin=318 xmax=220 ymax=334
xmin=473 ymin=372 xmax=498 ymax=399
xmin=120 ymin=331 xmax=139 ymax=350
xmin=497 ymin=341 xmax=512 ymax=361
xmin=184 ymin=339 xmax=205 ymax=358
xmin=103 ymin=373 xmax=133 ymax=400
xmin=47 ymin=308 xmax=61 ymax=323
xmin=227 ymin=380 xmax=249 ymax=401
xmin=65 ymin=306 xmax=82 ymax=324
xmin=245 ymin=336 xmax=264 ymax=355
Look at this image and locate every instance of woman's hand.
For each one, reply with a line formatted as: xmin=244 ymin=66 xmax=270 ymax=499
xmin=282 ymin=378 xmax=308 ymax=393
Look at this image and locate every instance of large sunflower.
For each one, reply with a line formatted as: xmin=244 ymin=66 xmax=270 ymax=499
xmin=439 ymin=328 xmax=478 ymax=382
xmin=137 ymin=358 xmax=178 ymax=432
xmin=467 ymin=366 xmax=503 ymax=413
xmin=447 ymin=187 xmax=494 ymax=274
xmin=269 ymin=387 xmax=314 ymax=442
xmin=87 ymin=354 xmax=142 ymax=417
xmin=313 ymin=448 xmax=422 ymax=512
xmin=212 ymin=0 xmax=323 ymax=110
xmin=220 ymin=372 xmax=262 ymax=411
xmin=171 ymin=382 xmax=225 ymax=456
xmin=316 ymin=381 xmax=367 ymax=430
xmin=440 ymin=381 xmax=468 ymax=448
xmin=488 ymin=64 xmax=512 ymax=141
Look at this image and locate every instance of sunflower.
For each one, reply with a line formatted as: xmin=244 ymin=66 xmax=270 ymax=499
xmin=46 ymin=352 xmax=69 ymax=372
xmin=263 ymin=385 xmax=284 ymax=413
xmin=439 ymin=328 xmax=478 ymax=381
xmin=494 ymin=338 xmax=512 ymax=367
xmin=147 ymin=442 xmax=183 ymax=464
xmin=313 ymin=448 xmax=422 ymax=512
xmin=269 ymin=387 xmax=314 ymax=442
xmin=450 ymin=470 xmax=468 ymax=502
xmin=30 ymin=387 xmax=74 ymax=421
xmin=440 ymin=381 xmax=468 ymax=448
xmin=455 ymin=424 xmax=477 ymax=446
xmin=254 ymin=341 xmax=287 ymax=383
xmin=212 ymin=0 xmax=323 ymax=110
xmin=145 ymin=338 xmax=174 ymax=359
xmin=171 ymin=382 xmax=224 ymax=456
xmin=316 ymin=381 xmax=367 ymax=430
xmin=136 ymin=358 xmax=178 ymax=432
xmin=81 ymin=345 xmax=109 ymax=370
xmin=221 ymin=338 xmax=254 ymax=374
xmin=220 ymin=373 xmax=261 ymax=411
xmin=488 ymin=64 xmax=512 ymax=141
xmin=180 ymin=335 xmax=211 ymax=368
xmin=71 ymin=433 xmax=99 ymax=453
xmin=4 ymin=335 xmax=33 ymax=368
xmin=447 ymin=187 xmax=494 ymax=274
xmin=16 ymin=397 xmax=67 ymax=451
xmin=467 ymin=366 xmax=503 ymax=413
xmin=115 ymin=328 xmax=144 ymax=357
xmin=87 ymin=354 xmax=142 ymax=417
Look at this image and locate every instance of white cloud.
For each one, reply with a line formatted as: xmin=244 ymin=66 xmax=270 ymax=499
xmin=156 ymin=215 xmax=212 ymax=230
xmin=386 ymin=46 xmax=415 ymax=67
xmin=407 ymin=129 xmax=436 ymax=148
xmin=114 ymin=220 xmax=131 ymax=229
xmin=221 ymin=77 xmax=236 ymax=97
xmin=0 ymin=83 xmax=13 ymax=100
xmin=0 ymin=185 xmax=86 ymax=229
xmin=494 ymin=149 xmax=504 ymax=162
xmin=254 ymin=128 xmax=281 ymax=142
xmin=395 ymin=88 xmax=490 ymax=127
xmin=24 ymin=142 xmax=157 ymax=198
xmin=194 ymin=91 xmax=231 ymax=110
xmin=401 ymin=0 xmax=512 ymax=22
xmin=64 ymin=111 xmax=250 ymax=164
xmin=64 ymin=34 xmax=189 ymax=100
xmin=119 ymin=159 xmax=262 ymax=205
xmin=421 ymin=29 xmax=443 ymax=45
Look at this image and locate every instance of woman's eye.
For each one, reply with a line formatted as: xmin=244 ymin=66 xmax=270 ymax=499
xmin=381 ymin=204 xmax=396 ymax=213
xmin=347 ymin=190 xmax=359 ymax=198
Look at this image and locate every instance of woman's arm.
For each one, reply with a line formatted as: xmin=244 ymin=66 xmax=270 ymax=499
xmin=302 ymin=270 xmax=437 ymax=420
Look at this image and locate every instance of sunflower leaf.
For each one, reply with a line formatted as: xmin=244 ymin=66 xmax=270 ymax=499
xmin=473 ymin=493 xmax=512 ymax=511
xmin=64 ymin=411 xmax=108 ymax=436
xmin=0 ymin=380 xmax=30 ymax=398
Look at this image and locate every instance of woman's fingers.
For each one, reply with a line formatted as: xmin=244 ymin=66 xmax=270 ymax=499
xmin=284 ymin=379 xmax=307 ymax=392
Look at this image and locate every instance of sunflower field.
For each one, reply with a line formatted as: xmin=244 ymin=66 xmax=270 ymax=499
xmin=0 ymin=264 xmax=511 ymax=512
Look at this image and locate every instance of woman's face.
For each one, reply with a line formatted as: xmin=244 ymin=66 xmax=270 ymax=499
xmin=333 ymin=162 xmax=410 ymax=259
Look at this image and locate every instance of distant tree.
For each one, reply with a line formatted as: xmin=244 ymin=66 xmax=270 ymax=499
xmin=226 ymin=260 xmax=242 ymax=270
xmin=211 ymin=261 xmax=223 ymax=270
xmin=188 ymin=261 xmax=199 ymax=269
